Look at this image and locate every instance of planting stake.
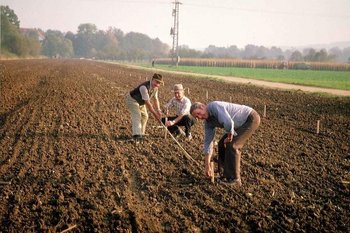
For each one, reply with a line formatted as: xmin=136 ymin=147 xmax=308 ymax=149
xmin=206 ymin=90 xmax=208 ymax=99
xmin=152 ymin=126 xmax=164 ymax=129
xmin=316 ymin=120 xmax=320 ymax=134
xmin=210 ymin=162 xmax=215 ymax=183
xmin=60 ymin=224 xmax=77 ymax=233
xmin=263 ymin=105 xmax=266 ymax=118
xmin=0 ymin=181 xmax=11 ymax=185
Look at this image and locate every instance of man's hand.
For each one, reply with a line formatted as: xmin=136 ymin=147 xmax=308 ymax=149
xmin=204 ymin=162 xmax=212 ymax=177
xmin=224 ymin=133 xmax=233 ymax=144
xmin=165 ymin=120 xmax=174 ymax=127
xmin=145 ymin=100 xmax=161 ymax=122
xmin=204 ymin=154 xmax=212 ymax=177
xmin=155 ymin=112 xmax=162 ymax=122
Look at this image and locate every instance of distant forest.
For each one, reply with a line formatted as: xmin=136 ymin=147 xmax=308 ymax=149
xmin=1 ymin=5 xmax=350 ymax=63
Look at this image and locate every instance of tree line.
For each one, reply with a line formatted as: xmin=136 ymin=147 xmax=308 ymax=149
xmin=0 ymin=5 xmax=169 ymax=60
xmin=1 ymin=5 xmax=349 ymax=63
xmin=178 ymin=44 xmax=350 ymax=63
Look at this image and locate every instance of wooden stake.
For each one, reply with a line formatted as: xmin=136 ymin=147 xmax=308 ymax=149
xmin=0 ymin=181 xmax=11 ymax=185
xmin=263 ymin=105 xmax=266 ymax=118
xmin=152 ymin=126 xmax=164 ymax=129
xmin=60 ymin=224 xmax=77 ymax=233
xmin=316 ymin=120 xmax=320 ymax=134
xmin=210 ymin=162 xmax=215 ymax=183
xmin=187 ymin=88 xmax=190 ymax=95
xmin=206 ymin=90 xmax=208 ymax=99
xmin=230 ymin=96 xmax=232 ymax=102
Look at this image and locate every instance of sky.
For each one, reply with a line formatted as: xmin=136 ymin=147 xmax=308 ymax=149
xmin=1 ymin=0 xmax=350 ymax=50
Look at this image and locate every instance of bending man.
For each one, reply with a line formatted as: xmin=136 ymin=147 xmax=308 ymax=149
xmin=190 ymin=101 xmax=260 ymax=186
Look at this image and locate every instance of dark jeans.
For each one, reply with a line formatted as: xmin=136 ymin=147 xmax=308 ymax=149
xmin=161 ymin=115 xmax=196 ymax=137
xmin=218 ymin=110 xmax=261 ymax=180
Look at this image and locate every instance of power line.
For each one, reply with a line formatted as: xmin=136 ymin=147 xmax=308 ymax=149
xmin=86 ymin=0 xmax=349 ymax=19
xmin=184 ymin=3 xmax=350 ymax=19
xmin=81 ymin=0 xmax=350 ymax=19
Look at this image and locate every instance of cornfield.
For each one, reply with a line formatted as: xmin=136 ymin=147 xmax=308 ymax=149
xmin=155 ymin=58 xmax=350 ymax=71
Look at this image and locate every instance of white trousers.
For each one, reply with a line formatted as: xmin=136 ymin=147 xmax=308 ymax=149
xmin=126 ymin=94 xmax=148 ymax=136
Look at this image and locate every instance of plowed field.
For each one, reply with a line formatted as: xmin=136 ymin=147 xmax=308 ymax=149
xmin=0 ymin=59 xmax=349 ymax=232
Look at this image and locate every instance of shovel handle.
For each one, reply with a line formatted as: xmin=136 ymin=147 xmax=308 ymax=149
xmin=210 ymin=162 xmax=215 ymax=183
xmin=164 ymin=117 xmax=168 ymax=139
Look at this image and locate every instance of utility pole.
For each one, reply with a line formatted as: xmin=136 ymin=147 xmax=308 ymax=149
xmin=170 ymin=0 xmax=181 ymax=66
xmin=0 ymin=7 xmax=2 ymax=56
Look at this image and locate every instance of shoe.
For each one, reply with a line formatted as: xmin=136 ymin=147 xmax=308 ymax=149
xmin=172 ymin=129 xmax=185 ymax=138
xmin=186 ymin=133 xmax=192 ymax=141
xmin=132 ymin=135 xmax=144 ymax=140
xmin=218 ymin=176 xmax=242 ymax=187
xmin=178 ymin=128 xmax=186 ymax=137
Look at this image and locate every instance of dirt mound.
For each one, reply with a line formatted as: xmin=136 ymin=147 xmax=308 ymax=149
xmin=0 ymin=59 xmax=349 ymax=232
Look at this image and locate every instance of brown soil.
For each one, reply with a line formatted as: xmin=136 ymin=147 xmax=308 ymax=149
xmin=0 ymin=59 xmax=349 ymax=232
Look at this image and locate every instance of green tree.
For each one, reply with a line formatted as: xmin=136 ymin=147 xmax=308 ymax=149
xmin=24 ymin=30 xmax=41 ymax=56
xmin=1 ymin=5 xmax=42 ymax=57
xmin=150 ymin=38 xmax=169 ymax=58
xmin=303 ymin=48 xmax=316 ymax=61
xmin=42 ymin=30 xmax=73 ymax=57
xmin=109 ymin=27 xmax=124 ymax=42
xmin=1 ymin=5 xmax=19 ymax=28
xmin=313 ymin=49 xmax=328 ymax=62
xmin=74 ymin=23 xmax=98 ymax=57
xmin=64 ymin=31 xmax=75 ymax=43
xmin=329 ymin=47 xmax=341 ymax=61
xmin=178 ymin=45 xmax=202 ymax=58
xmin=270 ymin=46 xmax=284 ymax=60
xmin=343 ymin=47 xmax=350 ymax=63
xmin=289 ymin=50 xmax=303 ymax=61
xmin=95 ymin=28 xmax=120 ymax=59
xmin=121 ymin=32 xmax=154 ymax=60
xmin=242 ymin=44 xmax=259 ymax=59
xmin=1 ymin=5 xmax=22 ymax=55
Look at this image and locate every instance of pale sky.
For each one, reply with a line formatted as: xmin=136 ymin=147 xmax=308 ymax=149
xmin=2 ymin=0 xmax=350 ymax=49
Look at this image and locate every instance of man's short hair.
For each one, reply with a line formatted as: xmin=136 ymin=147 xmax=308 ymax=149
xmin=190 ymin=102 xmax=203 ymax=115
